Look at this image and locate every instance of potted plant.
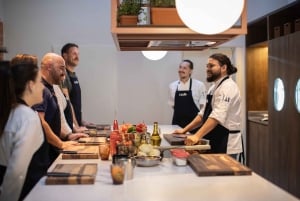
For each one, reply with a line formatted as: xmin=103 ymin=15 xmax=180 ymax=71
xmin=150 ymin=0 xmax=184 ymax=25
xmin=118 ymin=0 xmax=141 ymax=26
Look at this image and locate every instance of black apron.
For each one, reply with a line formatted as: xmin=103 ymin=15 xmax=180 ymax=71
xmin=64 ymin=98 xmax=73 ymax=131
xmin=202 ymin=76 xmax=230 ymax=153
xmin=67 ymin=69 xmax=82 ymax=126
xmin=172 ymin=79 xmax=199 ymax=133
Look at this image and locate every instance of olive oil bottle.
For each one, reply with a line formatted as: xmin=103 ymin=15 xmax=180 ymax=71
xmin=151 ymin=122 xmax=161 ymax=147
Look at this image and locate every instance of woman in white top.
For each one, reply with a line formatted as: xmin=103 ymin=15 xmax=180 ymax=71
xmin=0 ymin=55 xmax=46 ymax=201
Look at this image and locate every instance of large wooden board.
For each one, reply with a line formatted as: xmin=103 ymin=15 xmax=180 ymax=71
xmin=62 ymin=145 xmax=99 ymax=159
xmin=187 ymin=154 xmax=252 ymax=176
xmin=46 ymin=163 xmax=97 ymax=185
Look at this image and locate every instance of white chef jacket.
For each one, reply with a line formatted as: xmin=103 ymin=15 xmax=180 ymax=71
xmin=199 ymin=76 xmax=242 ymax=154
xmin=168 ymin=78 xmax=206 ymax=110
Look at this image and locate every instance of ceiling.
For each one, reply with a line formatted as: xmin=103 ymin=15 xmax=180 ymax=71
xmin=111 ymin=1 xmax=247 ymax=51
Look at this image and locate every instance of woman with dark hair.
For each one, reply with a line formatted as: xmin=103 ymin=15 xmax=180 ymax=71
xmin=0 ymin=55 xmax=46 ymax=201
xmin=173 ymin=53 xmax=243 ymax=158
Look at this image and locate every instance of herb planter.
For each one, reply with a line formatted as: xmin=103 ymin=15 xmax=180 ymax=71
xmin=119 ymin=15 xmax=138 ymax=26
xmin=151 ymin=7 xmax=184 ymax=26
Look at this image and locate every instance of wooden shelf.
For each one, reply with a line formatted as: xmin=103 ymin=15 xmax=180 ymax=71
xmin=111 ymin=0 xmax=247 ymax=51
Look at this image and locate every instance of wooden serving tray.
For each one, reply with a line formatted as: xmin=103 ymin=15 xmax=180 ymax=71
xmin=187 ymin=154 xmax=252 ymax=176
xmin=46 ymin=163 xmax=97 ymax=185
xmin=62 ymin=145 xmax=99 ymax=159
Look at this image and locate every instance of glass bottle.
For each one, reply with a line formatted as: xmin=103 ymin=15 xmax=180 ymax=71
xmin=110 ymin=119 xmax=121 ymax=156
xmin=150 ymin=122 xmax=161 ymax=147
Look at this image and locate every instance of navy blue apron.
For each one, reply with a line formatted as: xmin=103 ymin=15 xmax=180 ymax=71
xmin=67 ymin=69 xmax=82 ymax=126
xmin=202 ymin=76 xmax=230 ymax=153
xmin=172 ymin=79 xmax=200 ymax=133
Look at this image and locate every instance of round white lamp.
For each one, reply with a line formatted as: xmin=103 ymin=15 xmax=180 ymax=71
xmin=175 ymin=0 xmax=244 ymax=35
xmin=142 ymin=51 xmax=167 ymax=60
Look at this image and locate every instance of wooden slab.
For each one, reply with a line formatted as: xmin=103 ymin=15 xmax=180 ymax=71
xmin=163 ymin=134 xmax=209 ymax=146
xmin=62 ymin=146 xmax=99 ymax=159
xmin=187 ymin=154 xmax=252 ymax=176
xmin=78 ymin=137 xmax=106 ymax=145
xmin=46 ymin=163 xmax=97 ymax=185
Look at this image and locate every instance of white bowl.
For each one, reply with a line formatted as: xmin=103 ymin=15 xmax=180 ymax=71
xmin=172 ymin=156 xmax=187 ymax=166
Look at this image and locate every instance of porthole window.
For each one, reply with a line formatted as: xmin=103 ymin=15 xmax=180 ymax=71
xmin=274 ymin=78 xmax=285 ymax=111
xmin=295 ymin=79 xmax=300 ymax=113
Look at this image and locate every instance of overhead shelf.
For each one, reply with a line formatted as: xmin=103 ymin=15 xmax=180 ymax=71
xmin=111 ymin=0 xmax=247 ymax=51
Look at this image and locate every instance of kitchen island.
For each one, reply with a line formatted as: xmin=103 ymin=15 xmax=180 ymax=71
xmin=24 ymin=125 xmax=299 ymax=201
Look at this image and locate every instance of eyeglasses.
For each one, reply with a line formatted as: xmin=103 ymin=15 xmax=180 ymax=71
xmin=206 ymin=63 xmax=217 ymax=68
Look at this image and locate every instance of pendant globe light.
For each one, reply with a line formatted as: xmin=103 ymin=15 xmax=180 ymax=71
xmin=175 ymin=0 xmax=244 ymax=35
xmin=141 ymin=51 xmax=167 ymax=60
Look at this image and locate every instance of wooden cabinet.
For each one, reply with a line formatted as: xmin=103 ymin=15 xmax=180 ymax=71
xmin=247 ymin=120 xmax=270 ymax=179
xmin=268 ymin=31 xmax=300 ymax=198
xmin=246 ymin=1 xmax=300 ymax=198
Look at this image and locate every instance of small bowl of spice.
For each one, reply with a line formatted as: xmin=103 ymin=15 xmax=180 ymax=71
xmin=170 ymin=149 xmax=190 ymax=166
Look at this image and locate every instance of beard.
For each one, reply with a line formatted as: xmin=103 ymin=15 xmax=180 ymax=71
xmin=206 ymin=70 xmax=221 ymax=82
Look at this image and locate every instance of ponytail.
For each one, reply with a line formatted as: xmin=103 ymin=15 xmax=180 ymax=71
xmin=0 ymin=61 xmax=16 ymax=135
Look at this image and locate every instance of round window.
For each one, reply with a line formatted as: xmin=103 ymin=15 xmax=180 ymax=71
xmin=295 ymin=79 xmax=300 ymax=113
xmin=274 ymin=78 xmax=285 ymax=111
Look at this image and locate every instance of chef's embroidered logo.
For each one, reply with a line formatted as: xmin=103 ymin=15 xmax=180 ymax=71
xmin=179 ymin=92 xmax=187 ymax=96
xmin=223 ymin=95 xmax=230 ymax=102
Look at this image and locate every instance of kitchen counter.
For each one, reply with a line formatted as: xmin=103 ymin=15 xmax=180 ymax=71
xmin=248 ymin=111 xmax=269 ymax=126
xmin=24 ymin=125 xmax=299 ymax=201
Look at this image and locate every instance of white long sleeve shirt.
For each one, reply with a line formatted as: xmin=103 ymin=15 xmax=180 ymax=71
xmin=0 ymin=105 xmax=44 ymax=201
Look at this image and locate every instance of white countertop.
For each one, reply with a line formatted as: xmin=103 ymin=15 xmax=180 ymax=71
xmin=24 ymin=125 xmax=299 ymax=201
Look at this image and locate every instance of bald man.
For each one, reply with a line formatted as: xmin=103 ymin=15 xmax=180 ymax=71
xmin=32 ymin=53 xmax=77 ymax=162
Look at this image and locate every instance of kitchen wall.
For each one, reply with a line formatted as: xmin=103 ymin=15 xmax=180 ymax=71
xmin=0 ymin=0 xmax=294 ymax=125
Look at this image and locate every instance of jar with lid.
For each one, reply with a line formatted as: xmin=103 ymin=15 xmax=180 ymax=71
xmin=138 ymin=0 xmax=150 ymax=25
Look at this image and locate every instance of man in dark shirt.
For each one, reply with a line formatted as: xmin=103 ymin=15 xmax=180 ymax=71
xmin=32 ymin=53 xmax=76 ymax=162
xmin=61 ymin=43 xmax=85 ymax=128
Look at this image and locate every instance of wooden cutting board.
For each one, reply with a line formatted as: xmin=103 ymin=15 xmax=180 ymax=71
xmin=163 ymin=134 xmax=209 ymax=146
xmin=85 ymin=124 xmax=111 ymax=130
xmin=84 ymin=129 xmax=111 ymax=137
xmin=46 ymin=163 xmax=97 ymax=185
xmin=187 ymin=154 xmax=252 ymax=176
xmin=78 ymin=137 xmax=106 ymax=145
xmin=62 ymin=145 xmax=99 ymax=159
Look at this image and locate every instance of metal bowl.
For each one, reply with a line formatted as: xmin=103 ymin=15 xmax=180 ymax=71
xmin=134 ymin=156 xmax=161 ymax=167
